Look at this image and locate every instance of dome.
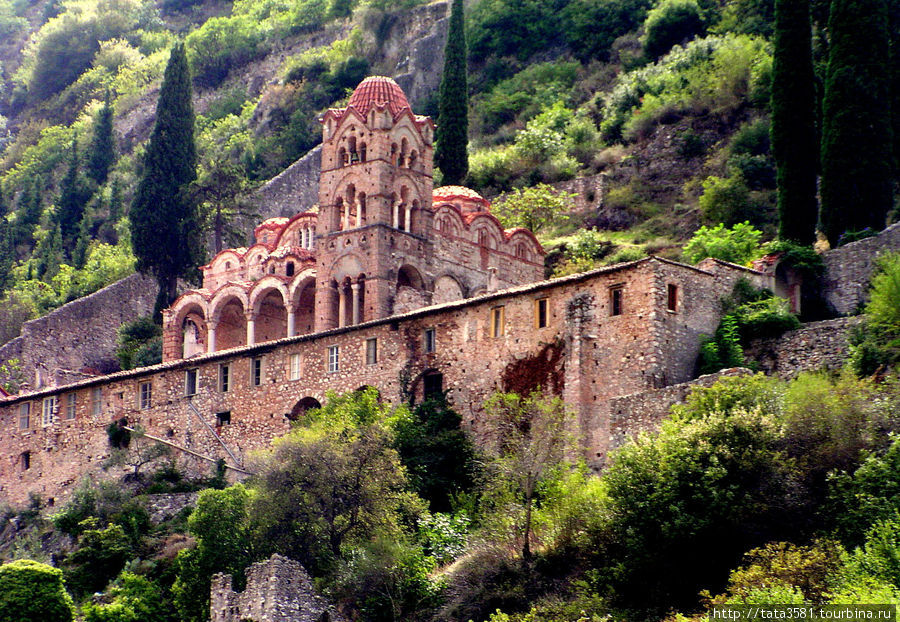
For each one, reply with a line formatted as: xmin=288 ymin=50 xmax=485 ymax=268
xmin=347 ymin=76 xmax=411 ymax=117
xmin=433 ymin=185 xmax=491 ymax=213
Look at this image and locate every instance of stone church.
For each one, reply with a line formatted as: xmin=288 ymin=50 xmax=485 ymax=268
xmin=0 ymin=77 xmax=777 ymax=506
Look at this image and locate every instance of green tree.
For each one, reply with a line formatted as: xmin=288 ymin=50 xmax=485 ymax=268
xmin=0 ymin=559 xmax=76 ymax=622
xmin=435 ymin=0 xmax=469 ymax=186
xmin=683 ymin=221 xmax=764 ymax=264
xmin=0 ymin=218 xmax=14 ymax=292
xmin=87 ymin=94 xmax=116 ymax=186
xmin=642 ymin=0 xmax=705 ymax=60
xmin=492 ymin=183 xmax=574 ymax=233
xmin=116 ymin=317 xmax=163 ymax=370
xmin=131 ymin=43 xmax=203 ymax=314
xmin=188 ymin=162 xmax=252 ymax=254
xmin=15 ymin=177 xmax=42 ymax=248
xmin=63 ymin=518 xmax=132 ymax=597
xmin=82 ymin=572 xmax=174 ymax=622
xmin=771 ymin=0 xmax=818 ymax=245
xmin=173 ymin=485 xmax=254 ymax=622
xmin=820 ymin=0 xmax=893 ymax=245
xmin=57 ymin=137 xmax=92 ymax=254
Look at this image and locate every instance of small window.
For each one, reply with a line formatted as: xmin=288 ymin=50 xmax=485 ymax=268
xmin=490 ymin=306 xmax=505 ymax=338
xmin=42 ymin=396 xmax=57 ymax=426
xmin=251 ymin=358 xmax=263 ymax=387
xmin=18 ymin=402 xmax=30 ymax=430
xmin=290 ymin=354 xmax=302 ymax=380
xmin=139 ymin=382 xmax=152 ymax=410
xmin=286 ymin=262 xmax=295 ymax=277
xmin=269 ymin=265 xmax=275 ymax=274
xmin=216 ymin=411 xmax=231 ymax=426
xmin=21 ymin=451 xmax=30 ymax=471
xmin=424 ymin=328 xmax=436 ymax=353
xmin=219 ymin=364 xmax=230 ymax=392
xmin=610 ymin=286 xmax=624 ymax=316
xmin=65 ymin=393 xmax=76 ymax=420
xmin=327 ymin=345 xmax=339 ymax=373
xmin=424 ymin=372 xmax=443 ymax=398
xmin=667 ymin=283 xmax=678 ymax=312
xmin=365 ymin=338 xmax=378 ymax=365
xmin=92 ymin=387 xmax=103 ymax=416
xmin=535 ymin=298 xmax=549 ymax=328
xmin=185 ymin=369 xmax=198 ymax=396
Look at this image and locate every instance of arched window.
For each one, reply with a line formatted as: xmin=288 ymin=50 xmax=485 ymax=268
xmin=360 ymin=142 xmax=367 ymax=162
xmin=409 ymin=150 xmax=418 ymax=169
xmin=338 ymin=147 xmax=346 ymax=167
xmin=286 ymin=262 xmax=295 ymax=277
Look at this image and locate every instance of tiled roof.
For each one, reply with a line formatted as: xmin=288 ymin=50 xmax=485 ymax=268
xmin=346 ymin=76 xmax=410 ymax=117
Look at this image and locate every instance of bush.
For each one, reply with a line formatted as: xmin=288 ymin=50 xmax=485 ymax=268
xmin=117 ymin=317 xmax=162 ymax=370
xmin=63 ymin=519 xmax=133 ymax=597
xmin=564 ymin=0 xmax=653 ymax=61
xmin=185 ymin=16 xmax=267 ymax=88
xmin=0 ymin=559 xmax=76 ymax=622
xmin=642 ymin=0 xmax=705 ymax=60
xmin=850 ymin=253 xmax=900 ymax=375
xmin=683 ymin=221 xmax=764 ymax=265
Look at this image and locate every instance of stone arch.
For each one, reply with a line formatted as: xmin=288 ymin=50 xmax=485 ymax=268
xmin=289 ymin=274 xmax=317 ymax=335
xmin=432 ymin=274 xmax=466 ymax=304
xmin=411 ymin=367 xmax=445 ymax=403
xmin=249 ymin=278 xmax=290 ymax=344
xmin=506 ymin=229 xmax=543 ymax=258
xmin=329 ymin=253 xmax=365 ymax=284
xmin=170 ymin=293 xmax=209 ymax=358
xmin=244 ymin=246 xmax=270 ymax=280
xmin=433 ymin=205 xmax=465 ymax=236
xmin=289 ymin=396 xmax=322 ymax=421
xmin=397 ymin=264 xmax=424 ymax=290
xmin=209 ymin=286 xmax=250 ymax=350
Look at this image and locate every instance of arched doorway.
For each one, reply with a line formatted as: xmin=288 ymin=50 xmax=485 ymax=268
xmin=289 ymin=397 xmax=322 ymax=421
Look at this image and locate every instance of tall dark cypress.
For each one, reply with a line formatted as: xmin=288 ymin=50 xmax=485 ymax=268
xmin=820 ymin=0 xmax=893 ymax=245
xmin=131 ymin=43 xmax=202 ymax=314
xmin=435 ymin=0 xmax=469 ymax=186
xmin=57 ymin=137 xmax=91 ymax=254
xmin=86 ymin=94 xmax=115 ymax=186
xmin=771 ymin=0 xmax=818 ymax=245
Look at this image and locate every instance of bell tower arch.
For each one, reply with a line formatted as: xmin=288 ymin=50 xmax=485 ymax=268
xmin=315 ymin=76 xmax=435 ymax=331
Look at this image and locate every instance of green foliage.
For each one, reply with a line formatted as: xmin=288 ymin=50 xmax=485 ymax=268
xmin=418 ymin=511 xmax=470 ymax=565
xmin=698 ymin=174 xmax=751 ymax=224
xmin=117 ymin=317 xmax=163 ymax=370
xmin=683 ymin=221 xmax=764 ymax=265
xmin=87 ymin=95 xmax=116 ymax=185
xmin=131 ymin=44 xmax=202 ymax=311
xmin=185 ymin=16 xmax=267 ymax=88
xmin=56 ymin=138 xmax=93 ymax=255
xmin=492 ymin=184 xmax=574 ymax=233
xmin=173 ymin=485 xmax=254 ymax=622
xmin=819 ymin=0 xmax=893 ymax=245
xmin=467 ymin=0 xmax=568 ymax=62
xmin=393 ymin=393 xmax=478 ymax=512
xmin=0 ymin=559 xmax=76 ymax=622
xmin=564 ymin=0 xmax=653 ymax=61
xmin=435 ymin=0 xmax=468 ymax=186
xmin=770 ymin=0 xmax=817 ymax=245
xmin=82 ymin=572 xmax=173 ymax=622
xmin=63 ymin=518 xmax=133 ymax=597
xmin=698 ymin=314 xmax=745 ymax=374
xmin=642 ymin=0 xmax=705 ymax=60
xmin=850 ymin=253 xmax=900 ymax=375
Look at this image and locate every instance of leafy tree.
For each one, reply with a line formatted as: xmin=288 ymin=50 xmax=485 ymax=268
xmin=116 ymin=317 xmax=163 ymax=370
xmin=849 ymin=253 xmax=900 ymax=375
xmin=492 ymin=183 xmax=574 ymax=233
xmin=57 ymin=137 xmax=92 ymax=254
xmin=564 ymin=0 xmax=653 ymax=61
xmin=770 ymin=0 xmax=818 ymax=244
xmin=82 ymin=572 xmax=174 ymax=622
xmin=481 ymin=392 xmax=572 ymax=563
xmin=467 ymin=0 xmax=567 ymax=62
xmin=173 ymin=485 xmax=254 ymax=622
xmin=131 ymin=44 xmax=203 ymax=314
xmin=63 ymin=518 xmax=132 ymax=597
xmin=0 ymin=218 xmax=14 ymax=293
xmin=698 ymin=174 xmax=752 ymax=224
xmin=187 ymin=162 xmax=253 ymax=254
xmin=820 ymin=0 xmax=893 ymax=245
xmin=87 ymin=94 xmax=116 ymax=186
xmin=683 ymin=221 xmax=764 ymax=264
xmin=435 ymin=0 xmax=468 ymax=186
xmin=0 ymin=559 xmax=76 ymax=622
xmin=15 ymin=176 xmax=42 ymax=249
xmin=642 ymin=0 xmax=705 ymax=60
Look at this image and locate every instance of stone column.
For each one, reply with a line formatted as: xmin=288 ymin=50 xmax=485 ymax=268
xmin=405 ymin=205 xmax=412 ymax=232
xmin=206 ymin=319 xmax=218 ymax=354
xmin=351 ymin=282 xmax=361 ymax=325
xmin=338 ymin=286 xmax=347 ymax=328
xmin=392 ymin=202 xmax=399 ymax=228
xmin=286 ymin=307 xmax=296 ymax=337
xmin=246 ymin=312 xmax=257 ymax=346
xmin=343 ymin=201 xmax=350 ymax=231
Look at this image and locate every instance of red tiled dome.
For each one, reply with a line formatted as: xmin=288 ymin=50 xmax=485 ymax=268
xmin=347 ymin=76 xmax=410 ymax=117
xmin=433 ymin=185 xmax=491 ymax=212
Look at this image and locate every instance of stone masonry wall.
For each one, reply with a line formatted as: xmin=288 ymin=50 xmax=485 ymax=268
xmin=745 ymin=317 xmax=861 ymax=378
xmin=0 ymin=258 xmax=743 ymax=505
xmin=145 ymin=492 xmax=199 ymax=524
xmin=608 ymin=368 xmax=752 ymax=449
xmin=822 ymin=222 xmax=900 ymax=316
xmin=211 ymin=554 xmax=343 ymax=622
xmin=0 ymin=273 xmax=158 ymax=392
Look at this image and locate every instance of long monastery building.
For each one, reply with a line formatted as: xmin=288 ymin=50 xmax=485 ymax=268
xmin=0 ymin=77 xmax=771 ymax=505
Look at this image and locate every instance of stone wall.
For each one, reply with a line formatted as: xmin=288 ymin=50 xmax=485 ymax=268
xmin=822 ymin=222 xmax=900 ymax=315
xmin=253 ymin=146 xmax=323 ymax=221
xmin=608 ymin=368 xmax=752 ymax=450
xmin=145 ymin=492 xmax=199 ymax=524
xmin=211 ymin=554 xmax=343 ymax=622
xmin=0 ymin=273 xmax=158 ymax=392
xmin=0 ymin=257 xmax=752 ymax=505
xmin=745 ymin=317 xmax=860 ymax=378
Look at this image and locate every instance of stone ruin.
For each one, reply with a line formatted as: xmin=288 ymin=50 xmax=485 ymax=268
xmin=210 ymin=554 xmax=342 ymax=622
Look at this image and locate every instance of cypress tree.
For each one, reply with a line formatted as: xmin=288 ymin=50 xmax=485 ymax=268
xmin=0 ymin=220 xmax=13 ymax=293
xmin=771 ymin=0 xmax=818 ymax=245
xmin=57 ymin=137 xmax=91 ymax=255
xmin=820 ymin=0 xmax=893 ymax=245
xmin=434 ymin=0 xmax=469 ymax=186
xmin=15 ymin=178 xmax=42 ymax=248
xmin=86 ymin=93 xmax=115 ymax=186
xmin=131 ymin=43 xmax=203 ymax=314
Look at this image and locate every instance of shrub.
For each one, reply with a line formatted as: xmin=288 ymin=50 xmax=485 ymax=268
xmin=185 ymin=16 xmax=267 ymax=88
xmin=564 ymin=0 xmax=653 ymax=61
xmin=117 ymin=317 xmax=162 ymax=370
xmin=0 ymin=559 xmax=76 ymax=622
xmin=643 ymin=0 xmax=705 ymax=60
xmin=683 ymin=221 xmax=764 ymax=265
xmin=698 ymin=174 xmax=752 ymax=224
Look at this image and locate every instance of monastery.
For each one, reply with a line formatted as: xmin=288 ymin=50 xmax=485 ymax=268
xmin=0 ymin=77 xmax=777 ymax=505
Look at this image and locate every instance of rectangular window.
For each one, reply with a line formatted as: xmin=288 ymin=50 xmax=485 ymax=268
xmin=667 ymin=283 xmax=678 ymax=312
xmin=185 ymin=369 xmax=198 ymax=396
xmin=21 ymin=451 xmax=30 ymax=471
xmin=251 ymin=358 xmax=263 ymax=386
xmin=491 ymin=306 xmax=505 ymax=338
xmin=290 ymin=354 xmax=302 ymax=380
xmin=535 ymin=298 xmax=549 ymax=328
xmin=424 ymin=372 xmax=443 ymax=398
xmin=91 ymin=387 xmax=103 ymax=416
xmin=18 ymin=402 xmax=30 ymax=430
xmin=42 ymin=396 xmax=57 ymax=426
xmin=216 ymin=411 xmax=231 ymax=426
xmin=219 ymin=364 xmax=230 ymax=392
xmin=424 ymin=328 xmax=436 ymax=353
xmin=139 ymin=382 xmax=152 ymax=410
xmin=365 ymin=338 xmax=378 ymax=365
xmin=327 ymin=345 xmax=339 ymax=373
xmin=610 ymin=286 xmax=624 ymax=316
xmin=65 ymin=393 xmax=76 ymax=420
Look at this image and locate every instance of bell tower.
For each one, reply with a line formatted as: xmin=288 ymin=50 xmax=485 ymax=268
xmin=314 ymin=76 xmax=435 ymax=331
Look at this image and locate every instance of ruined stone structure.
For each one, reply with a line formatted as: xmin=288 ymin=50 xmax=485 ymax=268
xmin=211 ymin=554 xmax=342 ymax=622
